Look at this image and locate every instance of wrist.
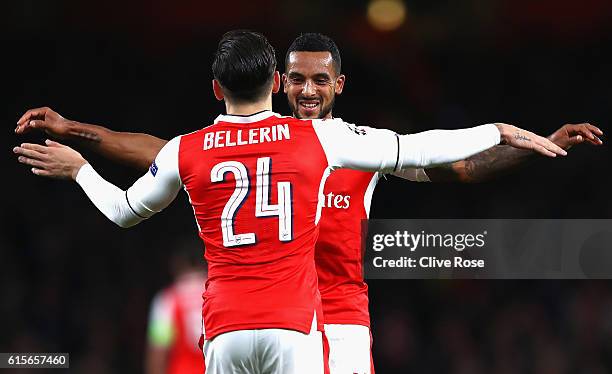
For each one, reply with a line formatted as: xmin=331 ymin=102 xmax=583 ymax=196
xmin=66 ymin=120 xmax=103 ymax=144
xmin=65 ymin=120 xmax=79 ymax=137
xmin=72 ymin=161 xmax=89 ymax=181
xmin=494 ymin=123 xmax=512 ymax=145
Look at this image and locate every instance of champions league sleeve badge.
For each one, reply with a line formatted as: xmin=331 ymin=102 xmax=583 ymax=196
xmin=149 ymin=161 xmax=158 ymax=176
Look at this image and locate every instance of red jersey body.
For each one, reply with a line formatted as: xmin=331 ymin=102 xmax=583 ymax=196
xmin=178 ymin=112 xmax=327 ymax=340
xmin=316 ymin=169 xmax=378 ymax=327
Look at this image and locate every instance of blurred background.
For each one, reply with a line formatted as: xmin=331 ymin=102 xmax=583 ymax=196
xmin=2 ymin=0 xmax=612 ymax=372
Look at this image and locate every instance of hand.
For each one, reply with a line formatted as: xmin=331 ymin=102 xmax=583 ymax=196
xmin=495 ymin=123 xmax=567 ymax=157
xmin=14 ymin=140 xmax=88 ymax=180
xmin=548 ymin=123 xmax=603 ymax=150
xmin=15 ymin=107 xmax=74 ymax=140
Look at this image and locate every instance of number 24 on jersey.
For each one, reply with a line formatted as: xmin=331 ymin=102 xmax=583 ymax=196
xmin=211 ymin=157 xmax=293 ymax=248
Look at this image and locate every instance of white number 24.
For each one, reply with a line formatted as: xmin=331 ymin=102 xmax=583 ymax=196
xmin=211 ymin=157 xmax=292 ymax=247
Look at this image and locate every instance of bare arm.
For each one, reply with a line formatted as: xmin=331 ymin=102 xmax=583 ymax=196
xmin=425 ymin=123 xmax=603 ymax=183
xmin=16 ymin=107 xmax=167 ymax=171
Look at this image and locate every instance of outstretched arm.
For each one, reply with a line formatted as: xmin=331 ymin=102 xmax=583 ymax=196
xmin=424 ymin=123 xmax=603 ymax=183
xmin=314 ymin=120 xmax=567 ymax=173
xmin=16 ymin=107 xmax=167 ymax=171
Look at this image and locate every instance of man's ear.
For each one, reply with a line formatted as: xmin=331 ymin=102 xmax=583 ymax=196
xmin=212 ymin=79 xmax=224 ymax=101
xmin=272 ymin=71 xmax=281 ymax=94
xmin=335 ymin=74 xmax=346 ymax=95
xmin=281 ymin=73 xmax=289 ymax=94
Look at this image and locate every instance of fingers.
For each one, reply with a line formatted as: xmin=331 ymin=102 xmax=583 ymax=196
xmin=13 ymin=143 xmax=53 ymax=168
xmin=16 ymin=107 xmax=49 ymax=126
xmin=16 ymin=109 xmax=36 ymax=127
xmin=14 ymin=145 xmax=56 ymax=177
xmin=533 ymin=144 xmax=557 ymax=158
xmin=15 ymin=142 xmax=49 ymax=153
xmin=14 ymin=149 xmax=45 ymax=162
xmin=534 ymin=134 xmax=567 ymax=157
xmin=568 ymin=123 xmax=603 ymax=145
xmin=15 ymin=107 xmax=53 ymax=134
xmin=577 ymin=124 xmax=599 ymax=144
xmin=15 ymin=119 xmax=46 ymax=134
xmin=17 ymin=155 xmax=47 ymax=168
xmin=544 ymin=140 xmax=567 ymax=156
xmin=584 ymin=123 xmax=603 ymax=136
xmin=566 ymin=135 xmax=584 ymax=146
xmin=45 ymin=139 xmax=65 ymax=148
xmin=15 ymin=120 xmax=33 ymax=134
xmin=13 ymin=147 xmax=44 ymax=160
xmin=29 ymin=119 xmax=48 ymax=129
xmin=31 ymin=168 xmax=52 ymax=177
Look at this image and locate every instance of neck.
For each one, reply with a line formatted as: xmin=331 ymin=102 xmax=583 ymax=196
xmin=292 ymin=111 xmax=334 ymax=120
xmin=225 ymin=95 xmax=272 ymax=116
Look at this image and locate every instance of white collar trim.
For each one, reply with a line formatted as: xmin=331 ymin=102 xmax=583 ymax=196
xmin=213 ymin=110 xmax=284 ymax=124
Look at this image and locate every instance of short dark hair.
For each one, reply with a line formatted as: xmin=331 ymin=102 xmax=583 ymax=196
xmin=212 ymin=30 xmax=277 ymax=102
xmin=285 ymin=33 xmax=342 ymax=74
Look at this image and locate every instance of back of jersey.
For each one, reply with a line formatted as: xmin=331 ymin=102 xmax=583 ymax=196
xmin=178 ymin=111 xmax=327 ymax=340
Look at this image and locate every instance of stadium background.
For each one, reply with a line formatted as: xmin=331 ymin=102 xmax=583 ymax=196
xmin=2 ymin=0 xmax=612 ymax=372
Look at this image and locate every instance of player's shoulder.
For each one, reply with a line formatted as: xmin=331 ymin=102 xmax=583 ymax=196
xmin=312 ymin=117 xmax=372 ymax=135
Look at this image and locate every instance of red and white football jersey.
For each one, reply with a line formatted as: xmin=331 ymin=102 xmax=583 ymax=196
xmin=316 ymin=169 xmax=378 ymax=327
xmin=75 ymin=110 xmax=499 ymax=342
xmin=181 ymin=112 xmax=327 ymax=339
xmin=317 ymin=167 xmax=428 ymax=327
xmin=176 ymin=111 xmax=400 ymax=340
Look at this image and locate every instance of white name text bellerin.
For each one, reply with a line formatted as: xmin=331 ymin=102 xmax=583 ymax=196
xmin=204 ymin=124 xmax=291 ymax=150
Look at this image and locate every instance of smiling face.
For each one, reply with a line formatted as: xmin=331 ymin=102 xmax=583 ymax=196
xmin=283 ymin=51 xmax=345 ymax=119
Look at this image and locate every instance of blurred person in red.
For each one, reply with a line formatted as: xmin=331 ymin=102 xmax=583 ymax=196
xmin=145 ymin=241 xmax=206 ymax=374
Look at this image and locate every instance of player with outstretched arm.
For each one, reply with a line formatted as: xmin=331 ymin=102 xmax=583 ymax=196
xmin=15 ymin=30 xmax=568 ymax=373
xmin=15 ymin=34 xmax=603 ymax=374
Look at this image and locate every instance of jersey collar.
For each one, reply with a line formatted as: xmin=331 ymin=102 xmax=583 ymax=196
xmin=214 ymin=110 xmax=283 ymax=124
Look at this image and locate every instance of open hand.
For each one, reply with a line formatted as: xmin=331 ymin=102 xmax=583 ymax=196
xmin=14 ymin=140 xmax=88 ymax=180
xmin=495 ymin=123 xmax=568 ymax=157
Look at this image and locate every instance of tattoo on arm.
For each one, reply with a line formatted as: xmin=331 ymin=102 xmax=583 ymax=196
xmin=463 ymin=145 xmax=532 ymax=182
xmin=514 ymin=131 xmax=531 ymax=142
xmin=426 ymin=145 xmax=533 ymax=183
xmin=69 ymin=128 xmax=102 ymax=143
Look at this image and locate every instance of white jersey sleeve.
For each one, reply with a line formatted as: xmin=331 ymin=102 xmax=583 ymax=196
xmin=75 ymin=136 xmax=183 ymax=227
xmin=312 ymin=118 xmax=501 ymax=172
